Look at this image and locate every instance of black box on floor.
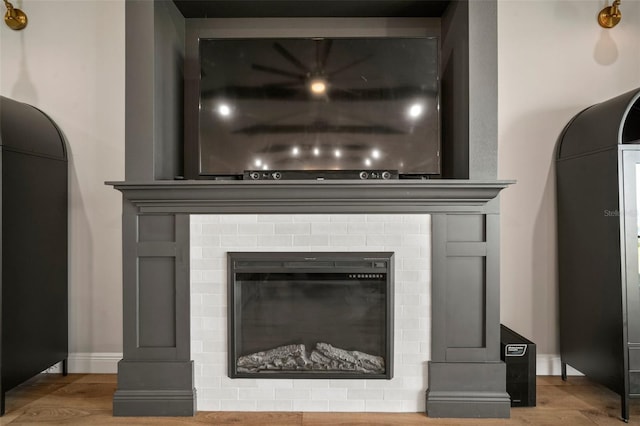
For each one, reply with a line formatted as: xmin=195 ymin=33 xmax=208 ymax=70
xmin=500 ymin=324 xmax=536 ymax=407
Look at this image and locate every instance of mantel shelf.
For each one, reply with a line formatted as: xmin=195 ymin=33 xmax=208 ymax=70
xmin=107 ymin=179 xmax=514 ymax=214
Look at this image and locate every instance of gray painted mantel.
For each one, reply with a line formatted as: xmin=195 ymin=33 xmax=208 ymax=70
xmin=116 ymin=0 xmax=506 ymax=417
xmin=108 ymin=179 xmax=513 ymax=418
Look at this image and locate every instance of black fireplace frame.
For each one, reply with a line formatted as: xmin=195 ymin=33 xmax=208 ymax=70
xmin=227 ymin=251 xmax=394 ymax=379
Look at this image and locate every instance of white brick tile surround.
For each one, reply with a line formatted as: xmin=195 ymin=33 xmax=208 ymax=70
xmin=191 ymin=214 xmax=430 ymax=412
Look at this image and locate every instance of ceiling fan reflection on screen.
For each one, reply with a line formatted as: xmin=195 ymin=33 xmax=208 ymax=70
xmin=233 ymin=40 xmax=408 ymax=135
xmin=203 ymin=39 xmax=408 ymax=136
xmin=251 ymin=39 xmax=371 ymax=98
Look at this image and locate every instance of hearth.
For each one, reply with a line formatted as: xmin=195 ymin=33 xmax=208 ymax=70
xmin=228 ymin=252 xmax=394 ymax=379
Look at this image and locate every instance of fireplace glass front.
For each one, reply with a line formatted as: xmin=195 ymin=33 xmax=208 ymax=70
xmin=228 ymin=252 xmax=394 ymax=379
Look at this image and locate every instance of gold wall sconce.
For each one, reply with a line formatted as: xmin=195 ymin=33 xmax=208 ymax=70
xmin=598 ymin=0 xmax=622 ymax=28
xmin=3 ymin=0 xmax=27 ymax=30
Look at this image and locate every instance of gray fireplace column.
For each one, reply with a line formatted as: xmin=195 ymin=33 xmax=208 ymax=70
xmin=427 ymin=212 xmax=508 ymax=418
xmin=109 ymin=180 xmax=512 ymax=418
xmin=113 ymin=199 xmax=195 ymax=416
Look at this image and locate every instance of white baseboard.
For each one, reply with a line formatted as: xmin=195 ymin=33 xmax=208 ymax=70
xmin=536 ymin=354 xmax=583 ymax=376
xmin=44 ymin=352 xmax=581 ymax=377
xmin=44 ymin=352 xmax=122 ymax=374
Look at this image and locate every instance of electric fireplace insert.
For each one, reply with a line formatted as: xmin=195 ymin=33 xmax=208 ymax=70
xmin=228 ymin=251 xmax=394 ymax=379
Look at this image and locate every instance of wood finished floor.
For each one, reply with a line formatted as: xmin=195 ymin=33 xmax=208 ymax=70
xmin=1 ymin=374 xmax=639 ymax=425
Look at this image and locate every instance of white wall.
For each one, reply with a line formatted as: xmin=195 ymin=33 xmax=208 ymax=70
xmin=498 ymin=0 xmax=640 ymax=369
xmin=0 ymin=0 xmax=125 ymax=367
xmin=1 ymin=0 xmax=639 ymax=374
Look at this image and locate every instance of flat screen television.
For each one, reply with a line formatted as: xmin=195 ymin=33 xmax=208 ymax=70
xmin=195 ymin=36 xmax=440 ymax=179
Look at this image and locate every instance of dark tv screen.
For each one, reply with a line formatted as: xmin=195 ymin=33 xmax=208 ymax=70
xmin=198 ymin=37 xmax=440 ymax=177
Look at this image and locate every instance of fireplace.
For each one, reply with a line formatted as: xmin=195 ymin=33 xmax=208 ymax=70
xmin=110 ymin=180 xmax=513 ymax=417
xmin=116 ymin=0 xmax=507 ymax=418
xmin=228 ymin=251 xmax=394 ymax=379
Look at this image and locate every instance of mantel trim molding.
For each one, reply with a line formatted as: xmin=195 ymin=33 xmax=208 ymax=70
xmin=107 ymin=180 xmax=514 ymax=214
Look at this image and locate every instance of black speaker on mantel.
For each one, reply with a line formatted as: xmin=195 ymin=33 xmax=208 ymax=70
xmin=500 ymin=325 xmax=536 ymax=407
